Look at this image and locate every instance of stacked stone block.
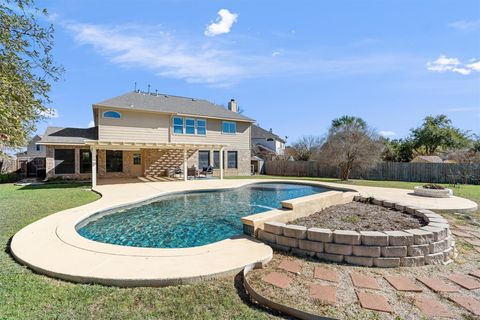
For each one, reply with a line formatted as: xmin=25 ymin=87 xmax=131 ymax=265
xmin=253 ymin=197 xmax=455 ymax=268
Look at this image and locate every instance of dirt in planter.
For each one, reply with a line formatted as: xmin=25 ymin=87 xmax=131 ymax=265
xmin=292 ymin=202 xmax=425 ymax=231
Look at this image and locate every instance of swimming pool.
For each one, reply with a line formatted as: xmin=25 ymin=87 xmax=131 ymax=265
xmin=77 ymin=182 xmax=328 ymax=248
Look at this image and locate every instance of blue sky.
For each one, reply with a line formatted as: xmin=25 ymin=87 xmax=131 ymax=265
xmin=38 ymin=0 xmax=480 ymax=143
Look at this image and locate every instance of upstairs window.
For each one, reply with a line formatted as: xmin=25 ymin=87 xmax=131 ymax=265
xmin=185 ymin=118 xmax=195 ymax=135
xmin=196 ymin=119 xmax=206 ymax=135
xmin=173 ymin=117 xmax=184 ymax=134
xmin=103 ymin=111 xmax=121 ymax=119
xmin=222 ymin=121 xmax=236 ymax=134
xmin=36 ymin=144 xmax=41 ymax=151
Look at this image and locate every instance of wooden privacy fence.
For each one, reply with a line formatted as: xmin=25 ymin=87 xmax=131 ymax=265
xmin=264 ymin=160 xmax=480 ymax=184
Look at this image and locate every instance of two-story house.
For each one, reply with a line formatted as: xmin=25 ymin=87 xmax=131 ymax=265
xmin=251 ymin=125 xmax=286 ymax=159
xmin=38 ymin=91 xmax=254 ymax=186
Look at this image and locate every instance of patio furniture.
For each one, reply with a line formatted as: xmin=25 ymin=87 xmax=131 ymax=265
xmin=187 ymin=166 xmax=199 ymax=179
xmin=200 ymin=166 xmax=214 ymax=177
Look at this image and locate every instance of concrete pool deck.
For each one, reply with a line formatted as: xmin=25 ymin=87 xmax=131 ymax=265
xmin=10 ymin=179 xmax=477 ymax=287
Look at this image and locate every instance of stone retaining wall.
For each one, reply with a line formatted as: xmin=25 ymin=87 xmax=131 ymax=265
xmin=254 ymin=196 xmax=455 ymax=267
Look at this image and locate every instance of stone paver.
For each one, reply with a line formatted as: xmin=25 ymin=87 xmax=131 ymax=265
xmin=415 ymin=297 xmax=454 ymax=318
xmin=450 ymin=295 xmax=480 ymax=316
xmin=451 ymin=229 xmax=475 ymax=238
xmin=314 ymin=266 xmax=339 ymax=282
xmin=465 ymin=238 xmax=480 ymax=247
xmin=447 ymin=274 xmax=480 ymax=290
xmin=278 ymin=260 xmax=302 ymax=274
xmin=309 ymin=284 xmax=336 ymax=305
xmin=469 ymin=269 xmax=480 ymax=279
xmin=262 ymin=272 xmax=292 ymax=289
xmin=384 ymin=275 xmax=422 ymax=292
xmin=356 ymin=292 xmax=393 ymax=313
xmin=350 ymin=272 xmax=380 ymax=290
xmin=417 ymin=277 xmax=459 ymax=293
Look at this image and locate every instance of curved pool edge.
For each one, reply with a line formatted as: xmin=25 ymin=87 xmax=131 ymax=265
xmin=10 ymin=178 xmax=476 ymax=287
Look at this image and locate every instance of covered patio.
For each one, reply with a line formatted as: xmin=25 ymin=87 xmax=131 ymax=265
xmin=85 ymin=140 xmax=229 ymax=187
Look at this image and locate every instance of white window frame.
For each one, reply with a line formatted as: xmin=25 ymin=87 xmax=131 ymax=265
xmin=222 ymin=121 xmax=237 ymax=135
xmin=185 ymin=118 xmax=196 ymax=135
xmin=102 ymin=110 xmax=122 ymax=119
xmin=196 ymin=119 xmax=207 ymax=136
xmin=172 ymin=116 xmax=184 ymax=135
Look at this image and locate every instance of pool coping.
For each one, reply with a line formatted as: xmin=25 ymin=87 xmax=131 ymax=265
xmin=10 ymin=179 xmax=477 ymax=287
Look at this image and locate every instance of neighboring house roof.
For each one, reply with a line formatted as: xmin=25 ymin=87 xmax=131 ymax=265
xmin=38 ymin=127 xmax=98 ymax=145
xmin=255 ymin=143 xmax=277 ymax=154
xmin=411 ymin=155 xmax=444 ymax=163
xmin=251 ymin=124 xmax=285 ymax=143
xmin=93 ymin=91 xmax=254 ymax=122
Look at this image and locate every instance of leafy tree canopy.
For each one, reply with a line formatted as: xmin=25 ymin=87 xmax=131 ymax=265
xmin=0 ymin=0 xmax=62 ymax=155
xmin=410 ymin=115 xmax=469 ymax=155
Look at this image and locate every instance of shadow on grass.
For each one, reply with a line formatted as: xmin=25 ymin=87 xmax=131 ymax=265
xmin=18 ymin=182 xmax=92 ymax=191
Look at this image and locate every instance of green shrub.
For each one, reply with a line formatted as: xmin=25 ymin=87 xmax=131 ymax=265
xmin=0 ymin=172 xmax=19 ymax=183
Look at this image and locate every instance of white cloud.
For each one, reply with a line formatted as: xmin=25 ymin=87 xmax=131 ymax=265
xmin=65 ymin=22 xmax=244 ymax=84
xmin=466 ymin=60 xmax=480 ymax=72
xmin=63 ymin=21 xmax=423 ymax=86
xmin=88 ymin=120 xmax=95 ymax=127
xmin=39 ymin=108 xmax=59 ymax=118
xmin=448 ymin=20 xmax=480 ymax=31
xmin=426 ymin=55 xmax=480 ymax=75
xmin=379 ymin=130 xmax=396 ymax=137
xmin=272 ymin=51 xmax=281 ymax=57
xmin=204 ymin=9 xmax=238 ymax=37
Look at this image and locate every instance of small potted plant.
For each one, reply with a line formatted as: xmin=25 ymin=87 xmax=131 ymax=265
xmin=414 ymin=184 xmax=453 ymax=198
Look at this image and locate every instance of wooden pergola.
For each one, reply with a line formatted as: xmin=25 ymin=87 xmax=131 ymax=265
xmin=84 ymin=140 xmax=229 ymax=187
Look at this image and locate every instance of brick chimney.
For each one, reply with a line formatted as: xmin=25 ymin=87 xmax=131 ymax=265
xmin=228 ymin=99 xmax=237 ymax=113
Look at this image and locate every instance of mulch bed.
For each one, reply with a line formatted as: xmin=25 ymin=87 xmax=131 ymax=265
xmin=292 ymin=202 xmax=425 ymax=231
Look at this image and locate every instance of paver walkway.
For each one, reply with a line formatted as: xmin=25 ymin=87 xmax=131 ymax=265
xmin=278 ymin=259 xmax=302 ymax=274
xmin=262 ymin=272 xmax=292 ymax=289
xmin=309 ymin=284 xmax=336 ymax=305
xmin=447 ymin=274 xmax=480 ymax=290
xmin=415 ymin=297 xmax=454 ymax=318
xmin=417 ymin=277 xmax=459 ymax=293
xmin=350 ymin=272 xmax=380 ymax=290
xmin=356 ymin=292 xmax=393 ymax=313
xmin=314 ymin=266 xmax=339 ymax=282
xmin=384 ymin=276 xmax=422 ymax=292
xmin=450 ymin=296 xmax=480 ymax=316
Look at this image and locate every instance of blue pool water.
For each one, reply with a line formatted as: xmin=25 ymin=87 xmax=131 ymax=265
xmin=77 ymin=183 xmax=328 ymax=248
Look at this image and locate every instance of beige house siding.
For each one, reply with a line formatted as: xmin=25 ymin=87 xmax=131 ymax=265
xmin=97 ymin=108 xmax=170 ymax=143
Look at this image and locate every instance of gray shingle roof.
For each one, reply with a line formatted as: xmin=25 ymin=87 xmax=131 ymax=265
xmin=39 ymin=127 xmax=98 ymax=145
xmin=93 ymin=91 xmax=254 ymax=122
xmin=251 ymin=125 xmax=285 ymax=143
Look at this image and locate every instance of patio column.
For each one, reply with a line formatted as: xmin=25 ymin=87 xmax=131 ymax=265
xmin=183 ymin=146 xmax=188 ymax=182
xmin=91 ymin=146 xmax=97 ymax=188
xmin=219 ymin=147 xmax=224 ymax=180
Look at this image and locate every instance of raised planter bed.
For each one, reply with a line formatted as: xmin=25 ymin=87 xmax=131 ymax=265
xmin=252 ymin=196 xmax=455 ymax=268
xmin=414 ymin=186 xmax=453 ymax=198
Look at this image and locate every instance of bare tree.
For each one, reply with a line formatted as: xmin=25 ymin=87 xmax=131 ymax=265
xmin=318 ymin=116 xmax=383 ymax=180
xmin=290 ymin=135 xmax=323 ymax=161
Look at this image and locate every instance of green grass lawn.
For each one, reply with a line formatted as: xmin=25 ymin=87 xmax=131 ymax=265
xmin=0 ymin=183 xmax=274 ymax=320
xmin=1 ymin=178 xmax=478 ymax=319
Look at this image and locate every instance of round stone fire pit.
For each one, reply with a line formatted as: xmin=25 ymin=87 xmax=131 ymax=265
xmin=255 ymin=196 xmax=455 ymax=268
xmin=414 ymin=186 xmax=453 ymax=198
